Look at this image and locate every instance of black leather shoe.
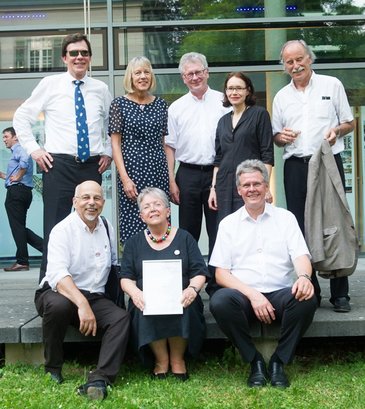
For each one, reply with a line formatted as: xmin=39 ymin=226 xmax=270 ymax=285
xmin=46 ymin=370 xmax=64 ymax=384
xmin=247 ymin=360 xmax=268 ymax=387
xmin=172 ymin=372 xmax=189 ymax=382
xmin=269 ymin=361 xmax=290 ymax=388
xmin=151 ymin=372 xmax=168 ymax=380
xmin=77 ymin=380 xmax=108 ymax=400
xmin=333 ymin=297 xmax=351 ymax=313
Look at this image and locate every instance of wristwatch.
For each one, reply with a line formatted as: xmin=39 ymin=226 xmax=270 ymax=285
xmin=188 ymin=285 xmax=200 ymax=294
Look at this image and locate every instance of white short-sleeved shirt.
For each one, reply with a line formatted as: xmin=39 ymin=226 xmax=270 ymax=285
xmin=209 ymin=203 xmax=310 ymax=293
xmin=272 ymin=71 xmax=353 ymax=159
xmin=40 ymin=212 xmax=117 ymax=293
xmin=166 ymin=87 xmax=230 ymax=165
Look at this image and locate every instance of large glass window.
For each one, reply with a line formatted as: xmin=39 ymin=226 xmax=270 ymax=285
xmin=0 ymin=30 xmax=107 ymax=73
xmin=0 ymin=0 xmax=364 ymax=257
xmin=113 ymin=0 xmax=365 ymax=22
xmin=113 ymin=19 xmax=365 ymax=69
xmin=0 ymin=1 xmax=108 ymax=27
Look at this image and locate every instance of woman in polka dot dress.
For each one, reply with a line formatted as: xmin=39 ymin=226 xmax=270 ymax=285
xmin=109 ymin=56 xmax=170 ymax=243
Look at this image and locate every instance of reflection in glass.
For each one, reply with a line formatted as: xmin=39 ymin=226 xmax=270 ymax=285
xmin=0 ymin=31 xmax=106 ymax=73
xmin=114 ymin=23 xmax=365 ymax=69
xmin=112 ymin=0 xmax=365 ymax=22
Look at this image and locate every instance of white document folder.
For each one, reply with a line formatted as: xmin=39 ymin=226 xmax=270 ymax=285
xmin=142 ymin=259 xmax=183 ymax=315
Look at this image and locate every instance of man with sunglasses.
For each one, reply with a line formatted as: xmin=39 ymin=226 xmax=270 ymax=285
xmin=166 ymin=53 xmax=230 ymax=293
xmin=13 ymin=33 xmax=112 ymax=282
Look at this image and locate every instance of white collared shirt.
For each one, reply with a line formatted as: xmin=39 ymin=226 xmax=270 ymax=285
xmin=166 ymin=87 xmax=230 ymax=165
xmin=13 ymin=72 xmax=112 ymax=157
xmin=272 ymin=71 xmax=353 ymax=159
xmin=209 ymin=203 xmax=310 ymax=293
xmin=40 ymin=212 xmax=118 ymax=293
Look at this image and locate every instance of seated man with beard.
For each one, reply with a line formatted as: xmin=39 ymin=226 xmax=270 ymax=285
xmin=35 ymin=180 xmax=130 ymax=400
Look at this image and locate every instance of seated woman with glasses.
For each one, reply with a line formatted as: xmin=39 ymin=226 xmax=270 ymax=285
xmin=208 ymin=72 xmax=274 ymax=225
xmin=120 ymin=187 xmax=210 ymax=381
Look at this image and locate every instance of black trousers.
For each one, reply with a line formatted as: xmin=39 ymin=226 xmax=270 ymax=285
xmin=5 ymin=184 xmax=43 ymax=265
xmin=175 ymin=164 xmax=217 ymax=257
xmin=35 ymin=288 xmax=130 ymax=384
xmin=284 ymin=154 xmax=349 ymax=304
xmin=40 ymin=155 xmax=102 ymax=280
xmin=210 ymin=287 xmax=317 ymax=364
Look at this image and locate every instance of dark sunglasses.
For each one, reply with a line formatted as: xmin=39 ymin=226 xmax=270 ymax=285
xmin=67 ymin=50 xmax=90 ymax=57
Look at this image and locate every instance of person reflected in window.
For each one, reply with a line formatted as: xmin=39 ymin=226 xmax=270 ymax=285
xmin=109 ymin=57 xmax=170 ymax=244
xmin=208 ymin=72 xmax=274 ymax=226
xmin=1 ymin=127 xmax=43 ymax=271
xmin=121 ymin=187 xmax=209 ymax=381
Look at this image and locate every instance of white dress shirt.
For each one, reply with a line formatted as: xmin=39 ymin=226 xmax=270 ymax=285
xmin=272 ymin=71 xmax=353 ymax=159
xmin=40 ymin=212 xmax=117 ymax=293
xmin=209 ymin=203 xmax=310 ymax=293
xmin=166 ymin=87 xmax=230 ymax=165
xmin=13 ymin=72 xmax=112 ymax=157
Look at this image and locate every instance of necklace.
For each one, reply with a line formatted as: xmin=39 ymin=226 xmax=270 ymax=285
xmin=146 ymin=222 xmax=171 ymax=243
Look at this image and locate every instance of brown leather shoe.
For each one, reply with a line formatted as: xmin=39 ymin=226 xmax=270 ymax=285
xmin=4 ymin=263 xmax=29 ymax=271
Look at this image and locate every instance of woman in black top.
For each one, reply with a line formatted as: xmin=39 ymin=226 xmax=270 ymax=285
xmin=208 ymin=72 xmax=274 ymax=224
xmin=121 ymin=187 xmax=209 ymax=380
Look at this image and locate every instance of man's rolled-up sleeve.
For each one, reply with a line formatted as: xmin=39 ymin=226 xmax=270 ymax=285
xmin=46 ymin=226 xmax=73 ymax=290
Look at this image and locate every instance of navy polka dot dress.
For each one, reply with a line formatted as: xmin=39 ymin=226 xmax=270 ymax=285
xmin=109 ymin=96 xmax=170 ymax=243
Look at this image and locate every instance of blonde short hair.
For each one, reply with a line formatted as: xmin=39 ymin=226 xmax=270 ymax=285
xmin=123 ymin=56 xmax=156 ymax=93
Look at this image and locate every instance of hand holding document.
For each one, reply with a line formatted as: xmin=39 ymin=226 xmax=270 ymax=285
xmin=142 ymin=259 xmax=183 ymax=315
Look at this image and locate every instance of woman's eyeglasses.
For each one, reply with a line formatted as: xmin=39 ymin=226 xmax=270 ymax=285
xmin=226 ymin=86 xmax=247 ymax=93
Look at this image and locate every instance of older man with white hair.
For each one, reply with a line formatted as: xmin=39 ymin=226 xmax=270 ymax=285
xmin=272 ymin=39 xmax=354 ymax=312
xmin=35 ymin=180 xmax=130 ymax=400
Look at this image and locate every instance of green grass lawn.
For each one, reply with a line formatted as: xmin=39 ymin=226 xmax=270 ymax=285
xmin=1 ymin=341 xmax=364 ymax=409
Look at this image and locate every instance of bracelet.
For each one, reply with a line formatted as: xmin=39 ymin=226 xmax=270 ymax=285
xmin=189 ymin=285 xmax=200 ymax=294
xmin=336 ymin=127 xmax=341 ymax=138
xmin=210 ymin=185 xmax=215 ymax=189
xmin=298 ymin=274 xmax=312 ymax=282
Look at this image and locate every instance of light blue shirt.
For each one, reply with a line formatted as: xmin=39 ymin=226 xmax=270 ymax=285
xmin=5 ymin=143 xmax=33 ymax=188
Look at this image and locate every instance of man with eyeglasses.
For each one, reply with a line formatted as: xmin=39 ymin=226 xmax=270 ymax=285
xmin=272 ymin=40 xmax=355 ymax=313
xmin=166 ymin=52 xmax=230 ymax=287
xmin=13 ymin=32 xmax=112 ymax=282
xmin=35 ymin=180 xmax=130 ymax=399
xmin=209 ymin=159 xmax=316 ymax=389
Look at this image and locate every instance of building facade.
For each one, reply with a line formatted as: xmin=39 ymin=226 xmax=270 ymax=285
xmin=0 ymin=0 xmax=364 ymax=258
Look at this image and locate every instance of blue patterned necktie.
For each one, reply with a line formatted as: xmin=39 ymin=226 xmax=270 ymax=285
xmin=74 ymin=80 xmax=90 ymax=162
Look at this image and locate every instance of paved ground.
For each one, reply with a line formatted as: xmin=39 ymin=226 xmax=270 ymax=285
xmin=1 ymin=258 xmax=365 ymax=343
